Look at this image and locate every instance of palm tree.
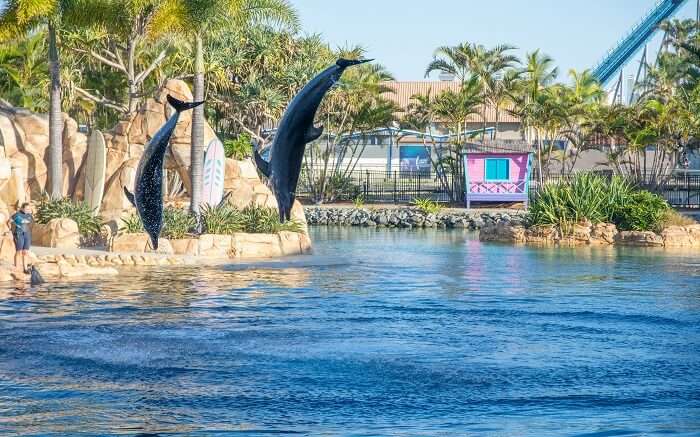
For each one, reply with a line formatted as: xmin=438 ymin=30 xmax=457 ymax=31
xmin=486 ymin=68 xmax=521 ymax=139
xmin=426 ymin=42 xmax=519 ymax=140
xmin=521 ymin=49 xmax=558 ymax=102
xmin=153 ymin=0 xmax=298 ymax=216
xmin=0 ymin=1 xmax=66 ymax=198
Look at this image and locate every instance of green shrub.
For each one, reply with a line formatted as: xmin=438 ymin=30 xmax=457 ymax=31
xmin=201 ymin=203 xmax=244 ymax=234
xmin=528 ymin=173 xmax=669 ymax=233
xmin=35 ymin=197 xmax=102 ymax=236
xmin=119 ymin=213 xmax=143 ymax=234
xmin=613 ymin=190 xmax=669 ymax=232
xmin=240 ymin=204 xmax=304 ymax=234
xmin=162 ymin=207 xmax=196 ymax=239
xmin=411 ymin=197 xmax=442 ymax=215
xmin=223 ymin=134 xmax=252 ymax=160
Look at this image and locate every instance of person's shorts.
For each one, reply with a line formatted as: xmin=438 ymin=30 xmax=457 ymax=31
xmin=13 ymin=232 xmax=30 ymax=251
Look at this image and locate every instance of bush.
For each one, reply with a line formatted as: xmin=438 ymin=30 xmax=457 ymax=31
xmin=411 ymin=198 xmax=442 ymax=215
xmin=528 ymin=173 xmax=669 ymax=233
xmin=223 ymin=134 xmax=252 ymax=160
xmin=240 ymin=204 xmax=304 ymax=234
xmin=119 ymin=213 xmax=143 ymax=234
xmin=162 ymin=207 xmax=196 ymax=239
xmin=614 ymin=190 xmax=670 ymax=232
xmin=36 ymin=197 xmax=102 ymax=236
xmin=201 ymin=203 xmax=244 ymax=234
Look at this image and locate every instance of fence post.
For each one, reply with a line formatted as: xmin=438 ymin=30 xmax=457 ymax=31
xmin=393 ymin=171 xmax=397 ymax=203
xmin=365 ymin=170 xmax=369 ymax=199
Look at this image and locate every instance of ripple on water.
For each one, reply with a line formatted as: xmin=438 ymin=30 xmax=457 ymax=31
xmin=0 ymin=228 xmax=699 ymax=436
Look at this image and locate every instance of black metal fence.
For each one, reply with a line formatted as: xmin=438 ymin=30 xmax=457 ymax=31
xmin=297 ymin=169 xmax=700 ymax=208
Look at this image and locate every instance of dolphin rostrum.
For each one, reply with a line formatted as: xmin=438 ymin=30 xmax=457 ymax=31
xmin=254 ymin=58 xmax=372 ymax=221
xmin=124 ymin=94 xmax=203 ymax=250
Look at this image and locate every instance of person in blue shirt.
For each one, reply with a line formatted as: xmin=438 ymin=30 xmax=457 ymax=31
xmin=8 ymin=203 xmax=33 ymax=273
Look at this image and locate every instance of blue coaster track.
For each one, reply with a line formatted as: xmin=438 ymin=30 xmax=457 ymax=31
xmin=593 ymin=0 xmax=689 ymax=84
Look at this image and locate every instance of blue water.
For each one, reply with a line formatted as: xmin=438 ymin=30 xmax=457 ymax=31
xmin=1 ymin=227 xmax=699 ymax=436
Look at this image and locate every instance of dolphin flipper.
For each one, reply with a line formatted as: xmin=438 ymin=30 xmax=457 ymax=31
xmin=123 ymin=187 xmax=136 ymax=207
xmin=166 ymin=94 xmax=204 ymax=112
xmin=254 ymin=149 xmax=271 ymax=178
xmin=305 ymin=125 xmax=324 ymax=144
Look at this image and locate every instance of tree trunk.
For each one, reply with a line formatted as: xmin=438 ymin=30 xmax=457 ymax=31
xmin=127 ymin=39 xmax=137 ymax=114
xmin=48 ymin=23 xmax=63 ymax=200
xmin=190 ymin=32 xmax=205 ymax=216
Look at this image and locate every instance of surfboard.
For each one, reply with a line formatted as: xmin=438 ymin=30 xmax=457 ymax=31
xmin=84 ymin=129 xmax=107 ymax=214
xmin=202 ymin=137 xmax=225 ymax=207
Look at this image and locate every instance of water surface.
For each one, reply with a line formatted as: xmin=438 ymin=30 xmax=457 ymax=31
xmin=1 ymin=228 xmax=699 ymax=436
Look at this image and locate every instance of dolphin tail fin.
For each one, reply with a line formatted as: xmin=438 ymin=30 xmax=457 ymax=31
xmin=305 ymin=125 xmax=324 ymax=143
xmin=254 ymin=149 xmax=271 ymax=178
xmin=147 ymin=234 xmax=159 ymax=251
xmin=336 ymin=58 xmax=373 ymax=68
xmin=278 ymin=197 xmax=293 ymax=223
xmin=167 ymin=94 xmax=204 ymax=112
xmin=123 ymin=187 xmax=136 ymax=207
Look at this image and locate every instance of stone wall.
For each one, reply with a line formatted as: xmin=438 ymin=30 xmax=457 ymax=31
xmin=304 ymin=206 xmax=525 ymax=230
xmin=109 ymin=230 xmax=312 ymax=259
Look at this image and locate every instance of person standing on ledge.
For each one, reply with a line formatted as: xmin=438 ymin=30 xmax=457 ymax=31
xmin=9 ymin=203 xmax=33 ymax=273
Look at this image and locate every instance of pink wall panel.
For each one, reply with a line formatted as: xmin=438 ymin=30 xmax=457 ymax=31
xmin=466 ymin=153 xmax=529 ymax=182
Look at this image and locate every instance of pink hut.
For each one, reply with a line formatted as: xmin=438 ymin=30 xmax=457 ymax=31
xmin=462 ymin=152 xmax=533 ymax=209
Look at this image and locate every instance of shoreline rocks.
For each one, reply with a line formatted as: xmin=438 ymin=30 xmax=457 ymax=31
xmin=478 ymin=217 xmax=700 ymax=249
xmin=304 ymin=206 xmax=524 ymax=230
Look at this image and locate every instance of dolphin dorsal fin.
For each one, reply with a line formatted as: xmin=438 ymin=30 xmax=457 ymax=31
xmin=123 ymin=186 xmax=136 ymax=207
xmin=254 ymin=149 xmax=271 ymax=178
xmin=305 ymin=125 xmax=324 ymax=143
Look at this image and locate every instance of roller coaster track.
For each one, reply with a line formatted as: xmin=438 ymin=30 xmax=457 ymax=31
xmin=592 ymin=0 xmax=689 ymax=84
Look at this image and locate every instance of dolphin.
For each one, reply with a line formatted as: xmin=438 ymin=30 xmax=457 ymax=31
xmin=124 ymin=94 xmax=203 ymax=250
xmin=254 ymin=58 xmax=372 ymax=221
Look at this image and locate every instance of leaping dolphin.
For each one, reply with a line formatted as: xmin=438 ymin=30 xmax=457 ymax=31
xmin=254 ymin=58 xmax=372 ymax=221
xmin=124 ymin=94 xmax=203 ymax=250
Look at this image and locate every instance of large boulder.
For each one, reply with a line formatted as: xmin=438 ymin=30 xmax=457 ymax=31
xmin=110 ymin=233 xmax=150 ymax=253
xmin=170 ymin=237 xmax=199 ymax=256
xmin=591 ymin=223 xmax=618 ymax=244
xmin=525 ymin=225 xmax=558 ymax=245
xmin=32 ymin=218 xmax=80 ymax=249
xmin=614 ymin=231 xmax=664 ymax=247
xmin=101 ymin=158 xmax=139 ymax=221
xmin=230 ymin=233 xmax=283 ymax=259
xmin=479 ymin=221 xmax=526 ymax=243
xmin=198 ymin=234 xmax=232 ymax=257
xmin=661 ymin=226 xmax=700 ymax=248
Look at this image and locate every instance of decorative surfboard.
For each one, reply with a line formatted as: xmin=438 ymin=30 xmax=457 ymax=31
xmin=202 ymin=138 xmax=225 ymax=207
xmin=84 ymin=129 xmax=107 ymax=214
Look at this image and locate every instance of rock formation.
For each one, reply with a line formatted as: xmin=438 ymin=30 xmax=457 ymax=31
xmin=0 ymin=80 xmax=307 ymax=231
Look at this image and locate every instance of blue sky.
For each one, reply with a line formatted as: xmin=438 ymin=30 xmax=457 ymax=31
xmin=290 ymin=0 xmax=699 ymax=83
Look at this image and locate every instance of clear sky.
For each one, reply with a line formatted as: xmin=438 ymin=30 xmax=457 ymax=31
xmin=290 ymin=0 xmax=699 ymax=83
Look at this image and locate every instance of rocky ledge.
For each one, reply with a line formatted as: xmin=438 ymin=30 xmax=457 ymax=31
xmin=109 ymin=231 xmax=312 ymax=258
xmin=304 ymin=206 xmax=525 ymax=230
xmin=479 ymin=218 xmax=700 ymax=248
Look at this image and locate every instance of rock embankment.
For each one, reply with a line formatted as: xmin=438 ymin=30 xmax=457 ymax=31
xmin=304 ymin=206 xmax=525 ymax=230
xmin=478 ymin=217 xmax=700 ymax=249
